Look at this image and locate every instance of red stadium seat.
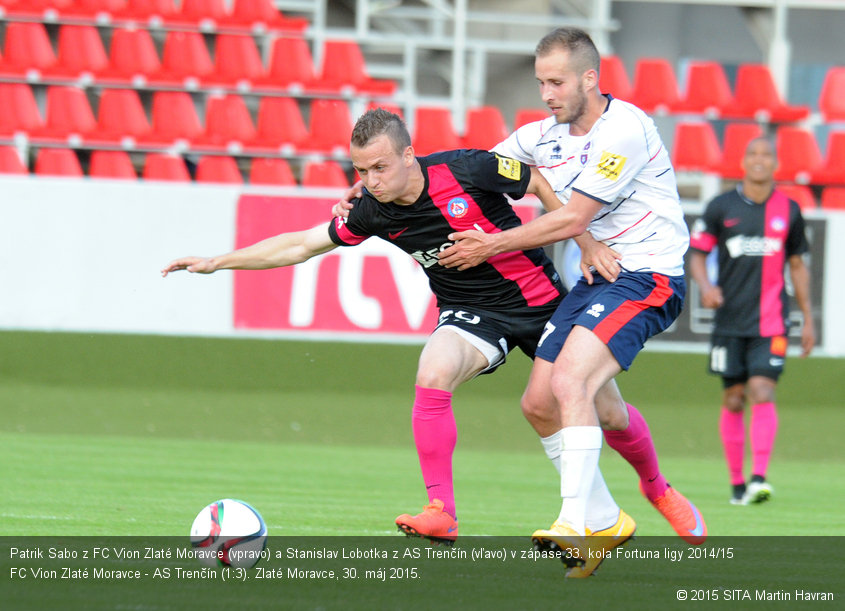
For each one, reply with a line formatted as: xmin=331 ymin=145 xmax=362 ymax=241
xmin=820 ymin=186 xmax=845 ymax=210
xmin=196 ymin=155 xmax=243 ymax=184
xmin=628 ymin=58 xmax=681 ymax=115
xmin=93 ymin=89 xmax=152 ymax=145
xmin=811 ymin=131 xmax=845 ymax=185
xmin=0 ymin=83 xmax=44 ymax=136
xmin=773 ymin=126 xmax=822 ymax=185
xmin=367 ymin=101 xmax=404 ymax=118
xmin=98 ymin=28 xmax=161 ymax=85
xmin=222 ymin=0 xmax=308 ymax=33
xmin=89 ymin=150 xmax=138 ymax=179
xmin=462 ymin=106 xmax=509 ymax=150
xmin=31 ymin=86 xmax=97 ymax=142
xmin=671 ymin=122 xmax=721 ymax=173
xmin=675 ymin=61 xmax=734 ymax=117
xmin=0 ymin=22 xmax=56 ymax=78
xmin=255 ymin=37 xmax=319 ymax=92
xmin=167 ymin=0 xmax=228 ymax=30
xmin=114 ymin=0 xmax=178 ymax=22
xmin=206 ymin=34 xmax=265 ymax=89
xmin=819 ymin=67 xmax=845 ymax=123
xmin=154 ymin=30 xmax=214 ymax=88
xmin=305 ymin=99 xmax=353 ymax=156
xmin=44 ymin=25 xmax=109 ymax=81
xmin=249 ymin=157 xmax=297 ymax=186
xmin=141 ymin=90 xmax=204 ymax=147
xmin=318 ymin=40 xmax=397 ymax=96
xmin=776 ymin=184 xmax=816 ymax=211
xmin=0 ymin=146 xmax=29 ymax=175
xmin=62 ymin=0 xmax=127 ymax=19
xmin=34 ymin=148 xmax=84 ymax=177
xmin=714 ymin=122 xmax=764 ymax=179
xmin=723 ymin=64 xmax=809 ymax=123
xmin=513 ymin=108 xmax=550 ymax=128
xmin=195 ymin=95 xmax=256 ymax=150
xmin=251 ymin=97 xmax=308 ymax=151
xmin=599 ymin=55 xmax=632 ymax=101
xmin=302 ymin=160 xmax=350 ymax=188
xmin=142 ymin=153 xmax=191 ymax=181
xmin=412 ymin=106 xmax=461 ymax=156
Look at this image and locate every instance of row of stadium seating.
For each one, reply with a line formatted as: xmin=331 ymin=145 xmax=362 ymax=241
xmin=6 ymin=145 xmax=845 ymax=210
xmin=4 ymin=82 xmax=845 ymax=187
xmin=0 ymin=84 xmax=527 ymax=156
xmin=0 ymin=0 xmax=307 ymax=35
xmin=0 ymin=145 xmax=352 ymax=186
xmin=601 ymin=56 xmax=845 ymax=124
xmin=673 ymin=122 xmax=845 ymax=186
xmin=0 ymin=22 xmax=395 ymax=96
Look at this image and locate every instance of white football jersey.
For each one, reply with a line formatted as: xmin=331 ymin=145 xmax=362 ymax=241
xmin=494 ymin=96 xmax=689 ymax=276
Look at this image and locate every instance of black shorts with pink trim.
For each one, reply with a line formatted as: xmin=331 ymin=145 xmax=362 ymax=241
xmin=534 ymin=272 xmax=685 ymax=370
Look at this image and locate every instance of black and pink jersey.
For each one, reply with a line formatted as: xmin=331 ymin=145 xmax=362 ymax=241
xmin=689 ymin=186 xmax=809 ymax=337
xmin=328 ymin=149 xmax=563 ymax=311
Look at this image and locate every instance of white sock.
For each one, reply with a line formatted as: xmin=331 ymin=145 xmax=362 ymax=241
xmin=540 ymin=430 xmax=562 ymax=474
xmin=585 ymin=469 xmax=621 ymax=533
xmin=557 ymin=426 xmax=603 ymax=536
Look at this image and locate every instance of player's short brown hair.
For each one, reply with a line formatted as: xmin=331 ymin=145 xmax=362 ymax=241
xmin=535 ymin=27 xmax=601 ymax=77
xmin=351 ymin=108 xmax=412 ymax=154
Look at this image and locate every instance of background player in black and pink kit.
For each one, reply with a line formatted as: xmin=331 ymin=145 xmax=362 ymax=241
xmin=689 ymin=136 xmax=815 ymax=506
xmin=162 ymin=108 xmax=623 ymax=543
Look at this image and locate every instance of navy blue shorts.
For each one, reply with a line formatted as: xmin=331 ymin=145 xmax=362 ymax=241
xmin=534 ymin=272 xmax=685 ymax=371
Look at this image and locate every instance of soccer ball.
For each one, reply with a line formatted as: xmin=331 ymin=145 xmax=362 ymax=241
xmin=189 ymin=499 xmax=268 ymax=568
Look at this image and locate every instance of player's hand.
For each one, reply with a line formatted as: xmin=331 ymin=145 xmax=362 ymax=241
xmin=331 ymin=181 xmax=364 ymax=218
xmin=578 ymin=240 xmax=622 ymax=285
xmin=700 ymin=286 xmax=724 ymax=309
xmin=438 ymin=230 xmax=497 ymax=270
xmin=800 ymin=321 xmax=816 ymax=357
xmin=161 ymin=257 xmax=216 ymax=277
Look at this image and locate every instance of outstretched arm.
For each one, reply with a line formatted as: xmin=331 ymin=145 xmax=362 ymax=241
xmin=438 ymin=184 xmax=603 ymax=271
xmin=161 ymin=224 xmax=338 ymax=277
xmin=527 ymin=167 xmax=620 ymax=283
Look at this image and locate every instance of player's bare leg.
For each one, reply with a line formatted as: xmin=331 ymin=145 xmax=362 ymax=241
xmin=530 ymin=327 xmax=636 ymax=575
xmin=720 ymin=383 xmax=748 ymax=503
xmin=744 ymin=376 xmax=777 ymax=504
xmin=395 ymin=327 xmax=488 ymax=544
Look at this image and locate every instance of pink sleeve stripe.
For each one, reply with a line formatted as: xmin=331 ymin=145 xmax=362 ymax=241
xmin=689 ymin=232 xmax=717 ymax=252
xmin=332 ymin=217 xmax=368 ymax=245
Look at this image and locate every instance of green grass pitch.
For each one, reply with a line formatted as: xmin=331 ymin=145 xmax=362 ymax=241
xmin=1 ymin=331 xmax=843 ymax=609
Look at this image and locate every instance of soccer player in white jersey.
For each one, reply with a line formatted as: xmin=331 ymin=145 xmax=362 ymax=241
xmin=439 ymin=27 xmax=706 ymax=576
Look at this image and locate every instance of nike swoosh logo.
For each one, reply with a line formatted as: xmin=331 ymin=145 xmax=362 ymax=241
xmin=724 ymin=218 xmax=741 ymax=227
xmin=389 ymin=227 xmax=409 ymax=240
xmin=447 ymin=524 xmax=458 ymax=533
xmin=426 ymin=484 xmax=439 ymax=490
xmin=689 ymin=504 xmax=705 ymax=538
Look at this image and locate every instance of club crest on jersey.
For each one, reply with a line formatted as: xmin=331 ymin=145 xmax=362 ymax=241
xmin=581 ymin=141 xmax=591 ymax=165
xmin=496 ymin=154 xmax=522 ymax=180
xmin=596 ymin=151 xmax=626 ymax=181
xmin=447 ymin=197 xmax=469 ymax=218
xmin=770 ymin=216 xmax=786 ymax=233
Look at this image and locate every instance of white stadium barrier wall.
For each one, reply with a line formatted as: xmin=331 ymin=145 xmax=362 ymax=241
xmin=1 ymin=177 xmax=843 ymax=356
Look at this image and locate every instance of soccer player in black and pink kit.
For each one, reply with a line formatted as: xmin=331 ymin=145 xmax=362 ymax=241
xmin=163 ymin=108 xmax=626 ymax=543
xmin=689 ymin=136 xmax=815 ymax=505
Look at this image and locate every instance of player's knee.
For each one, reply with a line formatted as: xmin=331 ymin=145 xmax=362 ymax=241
xmin=550 ymin=374 xmax=588 ymax=408
xmin=520 ymin=388 xmax=554 ymax=423
xmin=723 ymin=391 xmax=745 ymax=412
xmin=747 ymin=380 xmax=776 ymax=404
